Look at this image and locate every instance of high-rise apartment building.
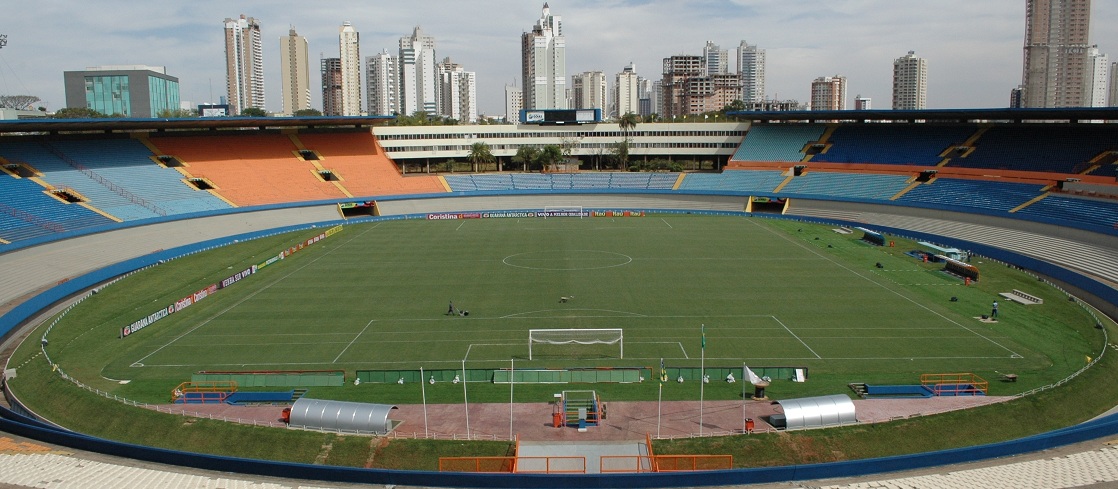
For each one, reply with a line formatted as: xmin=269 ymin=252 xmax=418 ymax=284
xmin=438 ymin=58 xmax=477 ymax=123
xmin=521 ymin=3 xmax=567 ymax=109
xmin=703 ymin=41 xmax=728 ymax=76
xmin=1021 ymin=0 xmax=1092 ymax=107
xmin=811 ymin=75 xmax=847 ymax=111
xmin=637 ymin=78 xmax=653 ymax=117
xmin=1110 ymin=62 xmax=1118 ymax=106
xmin=661 ymin=55 xmax=703 ymax=119
xmin=63 ymin=66 xmax=179 ymax=118
xmin=224 ymin=15 xmax=265 ymax=114
xmin=892 ymin=51 xmax=928 ymax=110
xmin=737 ymin=41 xmax=765 ymax=103
xmin=505 ymin=85 xmax=523 ymax=122
xmin=321 ymin=58 xmax=343 ymax=116
xmin=854 ymin=94 xmax=872 ymax=110
xmin=650 ymin=80 xmax=663 ymax=117
xmin=615 ymin=63 xmax=640 ymax=118
xmin=399 ymin=26 xmax=438 ymax=116
xmin=339 ymin=22 xmax=362 ymax=116
xmin=366 ymin=49 xmax=398 ymax=116
xmin=571 ymin=71 xmax=607 ymax=111
xmin=279 ymin=27 xmax=311 ymax=116
xmin=1084 ymin=46 xmax=1109 ymax=107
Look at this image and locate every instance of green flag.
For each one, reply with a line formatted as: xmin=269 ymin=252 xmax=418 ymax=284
xmin=701 ymin=324 xmax=706 ymax=350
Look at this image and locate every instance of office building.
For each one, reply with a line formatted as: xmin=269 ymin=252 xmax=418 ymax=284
xmin=703 ymin=41 xmax=728 ymax=76
xmin=399 ymin=26 xmax=438 ymax=116
xmin=438 ymin=58 xmax=477 ymax=123
xmin=321 ymin=58 xmax=343 ymax=116
xmin=279 ymin=27 xmax=311 ymax=116
xmin=63 ymin=66 xmax=180 ymax=118
xmin=366 ymin=49 xmax=399 ymax=116
xmin=737 ymin=41 xmax=765 ymax=103
xmin=521 ymin=3 xmax=567 ymax=109
xmin=571 ymin=71 xmax=607 ymax=111
xmin=615 ymin=63 xmax=640 ymax=118
xmin=811 ymin=75 xmax=847 ymax=111
xmin=892 ymin=51 xmax=928 ymax=110
xmin=339 ymin=22 xmax=362 ymax=116
xmin=1085 ymin=46 xmax=1109 ymax=107
xmin=223 ymin=15 xmax=265 ymax=114
xmin=1021 ymin=0 xmax=1091 ymax=107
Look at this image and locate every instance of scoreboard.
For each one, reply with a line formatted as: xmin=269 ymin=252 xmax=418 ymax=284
xmin=520 ymin=108 xmax=602 ymax=125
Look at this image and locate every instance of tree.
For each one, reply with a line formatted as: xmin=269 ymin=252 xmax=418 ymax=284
xmin=616 ymin=112 xmax=640 ymax=171
xmin=294 ymin=108 xmax=322 ymax=117
xmin=537 ymin=144 xmax=563 ymax=171
xmin=512 ymin=146 xmax=539 ymax=172
xmin=466 ymin=142 xmax=495 ymax=173
xmin=241 ymin=107 xmax=268 ymax=117
xmin=0 ymin=95 xmax=41 ymax=110
xmin=156 ymin=108 xmax=197 ymax=118
xmin=52 ymin=107 xmax=107 ymax=119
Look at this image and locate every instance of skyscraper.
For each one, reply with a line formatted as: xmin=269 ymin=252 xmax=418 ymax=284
xmin=1110 ymin=62 xmax=1118 ymax=106
xmin=737 ymin=41 xmax=765 ymax=103
xmin=811 ymin=75 xmax=847 ymax=111
xmin=505 ymin=85 xmax=523 ymax=122
xmin=615 ymin=63 xmax=640 ymax=118
xmin=366 ymin=49 xmax=399 ymax=116
xmin=339 ymin=22 xmax=362 ymax=116
xmin=1084 ymin=46 xmax=1109 ymax=107
xmin=661 ymin=55 xmax=703 ymax=119
xmin=399 ymin=26 xmax=438 ymax=117
xmin=1021 ymin=0 xmax=1092 ymax=107
xmin=438 ymin=58 xmax=477 ymax=123
xmin=571 ymin=71 xmax=607 ymax=111
xmin=521 ymin=3 xmax=567 ymax=110
xmin=703 ymin=41 xmax=728 ymax=76
xmin=224 ymin=15 xmax=265 ymax=114
xmin=892 ymin=51 xmax=928 ymax=110
xmin=321 ymin=58 xmax=343 ymax=116
xmin=279 ymin=27 xmax=311 ymax=116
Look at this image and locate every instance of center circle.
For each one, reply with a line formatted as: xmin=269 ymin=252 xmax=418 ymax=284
xmin=502 ymin=250 xmax=633 ymax=270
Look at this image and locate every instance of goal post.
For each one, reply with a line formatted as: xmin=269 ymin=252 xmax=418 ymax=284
xmin=542 ymin=206 xmax=585 ymax=218
xmin=529 ymin=328 xmax=623 ymax=360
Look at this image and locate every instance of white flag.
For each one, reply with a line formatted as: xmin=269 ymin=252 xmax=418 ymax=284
xmin=745 ymin=366 xmax=762 ymax=384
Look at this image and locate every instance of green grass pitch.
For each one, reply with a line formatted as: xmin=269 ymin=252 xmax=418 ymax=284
xmin=42 ymin=215 xmax=1095 ymax=401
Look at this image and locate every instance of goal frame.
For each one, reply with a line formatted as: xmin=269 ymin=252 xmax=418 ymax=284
xmin=528 ymin=328 xmax=623 ymax=360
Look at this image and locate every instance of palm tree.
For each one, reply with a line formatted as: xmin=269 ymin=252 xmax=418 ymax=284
xmin=466 ymin=142 xmax=495 ymax=173
xmin=617 ymin=113 xmax=640 ymax=171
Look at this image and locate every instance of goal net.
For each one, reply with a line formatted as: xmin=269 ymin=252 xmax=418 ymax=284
xmin=529 ymin=328 xmax=623 ymax=360
xmin=542 ymin=206 xmax=585 ymax=218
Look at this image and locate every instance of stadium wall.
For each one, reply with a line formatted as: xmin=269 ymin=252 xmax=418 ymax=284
xmin=2 ymin=194 xmax=1118 ymax=487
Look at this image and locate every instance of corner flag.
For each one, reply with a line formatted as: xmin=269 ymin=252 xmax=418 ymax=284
xmin=701 ymin=324 xmax=706 ymax=350
xmin=660 ymin=358 xmax=667 ymax=382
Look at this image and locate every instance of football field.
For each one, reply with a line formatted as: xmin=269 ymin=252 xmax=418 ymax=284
xmin=79 ymin=214 xmax=1068 ymax=386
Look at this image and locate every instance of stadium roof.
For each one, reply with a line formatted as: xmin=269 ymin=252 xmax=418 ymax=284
xmin=728 ymin=107 xmax=1118 ymax=123
xmin=0 ymin=115 xmax=395 ymax=135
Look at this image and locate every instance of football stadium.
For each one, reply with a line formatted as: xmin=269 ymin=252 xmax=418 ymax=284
xmin=3 ymin=109 xmax=1118 ymax=487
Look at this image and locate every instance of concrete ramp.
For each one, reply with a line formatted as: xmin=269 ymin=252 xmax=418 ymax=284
xmin=516 ymin=440 xmax=648 ymax=474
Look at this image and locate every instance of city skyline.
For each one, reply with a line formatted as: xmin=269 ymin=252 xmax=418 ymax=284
xmin=3 ymin=1 xmax=1118 ymax=116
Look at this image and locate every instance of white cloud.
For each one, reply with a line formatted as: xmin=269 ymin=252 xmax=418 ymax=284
xmin=1 ymin=1 xmax=1115 ymax=114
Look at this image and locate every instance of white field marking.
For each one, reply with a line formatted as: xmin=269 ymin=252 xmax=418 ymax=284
xmin=677 ymin=341 xmax=688 ymax=359
xmin=769 ymin=316 xmax=823 ymax=359
xmin=749 ymin=219 xmax=1025 ymax=358
xmin=333 ymin=319 xmax=377 ymax=363
xmin=501 ymin=308 xmax=647 ymax=318
xmin=745 ymin=355 xmax=1020 ymax=361
xmin=661 ymin=218 xmax=673 ymax=229
xmin=129 ymin=224 xmax=378 ymax=368
xmin=456 ymin=220 xmax=466 ymax=231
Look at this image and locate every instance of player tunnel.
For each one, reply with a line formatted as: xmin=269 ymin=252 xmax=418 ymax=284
xmin=284 ymin=398 xmax=399 ymax=435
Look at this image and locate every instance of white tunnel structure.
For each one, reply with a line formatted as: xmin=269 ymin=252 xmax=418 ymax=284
xmin=287 ymin=398 xmax=399 ymax=435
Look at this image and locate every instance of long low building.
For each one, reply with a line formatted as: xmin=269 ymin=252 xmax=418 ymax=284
xmin=373 ymin=122 xmax=749 ymax=170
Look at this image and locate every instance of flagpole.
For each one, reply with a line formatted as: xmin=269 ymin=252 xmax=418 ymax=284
xmin=420 ymin=366 xmax=428 ymax=438
xmin=699 ymin=324 xmax=705 ymax=436
xmin=742 ymin=363 xmax=746 ymax=434
xmin=509 ymin=358 xmax=514 ymax=440
xmin=657 ymin=381 xmax=663 ymax=438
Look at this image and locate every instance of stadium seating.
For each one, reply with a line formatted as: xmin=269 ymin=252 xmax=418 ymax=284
xmin=0 ymin=172 xmax=114 ymax=242
xmin=677 ymin=170 xmax=787 ymax=193
xmin=293 ymin=132 xmax=445 ymax=197
xmin=897 ymin=178 xmax=1046 ymax=213
xmin=44 ymin=139 xmax=232 ymax=215
xmin=810 ymin=125 xmax=975 ymax=166
xmin=0 ymin=140 xmax=164 ymax=221
xmin=147 ymin=134 xmax=349 ymax=206
xmin=958 ymin=125 xmax=1118 ymax=174
xmin=1014 ymin=194 xmax=1118 ymax=231
xmin=731 ymin=124 xmax=824 ymax=162
xmin=778 ymin=171 xmax=912 ymax=200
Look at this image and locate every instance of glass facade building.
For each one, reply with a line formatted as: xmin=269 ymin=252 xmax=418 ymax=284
xmin=65 ymin=66 xmax=180 ymax=118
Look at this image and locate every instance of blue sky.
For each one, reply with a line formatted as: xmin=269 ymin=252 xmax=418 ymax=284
xmin=1 ymin=1 xmax=1116 ymax=116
